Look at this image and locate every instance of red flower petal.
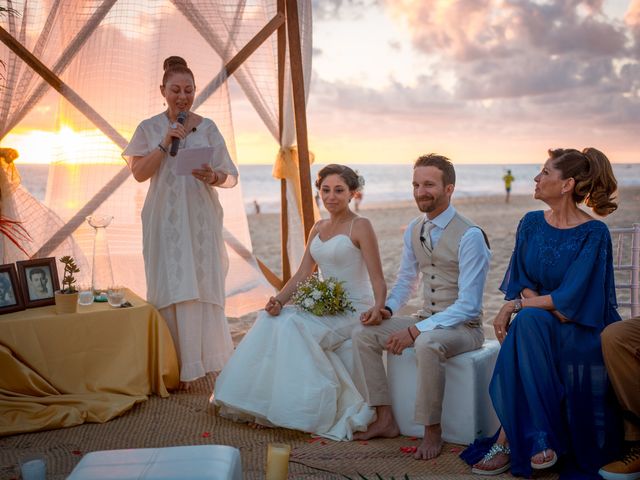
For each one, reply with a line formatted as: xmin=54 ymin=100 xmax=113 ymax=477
xmin=201 ymin=432 xmax=211 ymax=438
xmin=71 ymin=450 xmax=82 ymax=455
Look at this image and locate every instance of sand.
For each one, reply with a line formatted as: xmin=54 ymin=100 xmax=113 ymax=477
xmin=230 ymin=186 xmax=640 ymax=342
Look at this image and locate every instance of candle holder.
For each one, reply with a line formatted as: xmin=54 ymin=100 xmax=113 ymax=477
xmin=19 ymin=455 xmax=46 ymax=480
xmin=265 ymin=443 xmax=291 ymax=480
xmin=86 ymin=214 xmax=114 ymax=302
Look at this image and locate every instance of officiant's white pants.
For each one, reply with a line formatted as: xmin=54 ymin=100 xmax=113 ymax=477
xmin=351 ymin=318 xmax=484 ymax=425
xmin=160 ymin=300 xmax=234 ymax=382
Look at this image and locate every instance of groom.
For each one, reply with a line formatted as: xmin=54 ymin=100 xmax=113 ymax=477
xmin=351 ymin=154 xmax=491 ymax=460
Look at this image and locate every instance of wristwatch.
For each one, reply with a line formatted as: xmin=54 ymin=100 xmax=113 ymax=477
xmin=512 ymin=298 xmax=523 ymax=313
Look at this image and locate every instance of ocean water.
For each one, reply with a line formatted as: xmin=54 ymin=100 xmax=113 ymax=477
xmin=15 ymin=162 xmax=640 ymax=214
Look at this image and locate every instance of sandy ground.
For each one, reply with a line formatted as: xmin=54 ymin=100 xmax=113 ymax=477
xmin=229 ymin=186 xmax=640 ymax=343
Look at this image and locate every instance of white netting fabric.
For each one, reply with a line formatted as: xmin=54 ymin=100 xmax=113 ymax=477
xmin=0 ymin=0 xmax=313 ymax=316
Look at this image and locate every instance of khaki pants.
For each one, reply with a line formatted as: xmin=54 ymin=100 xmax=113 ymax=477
xmin=351 ymin=316 xmax=484 ymax=426
xmin=601 ymin=317 xmax=640 ymax=441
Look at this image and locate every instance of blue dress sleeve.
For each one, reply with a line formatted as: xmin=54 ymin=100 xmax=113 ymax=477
xmin=550 ymin=223 xmax=618 ymax=329
xmin=500 ymin=213 xmax=538 ymax=300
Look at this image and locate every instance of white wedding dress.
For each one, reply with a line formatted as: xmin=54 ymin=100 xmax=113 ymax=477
xmin=212 ymin=233 xmax=376 ymax=440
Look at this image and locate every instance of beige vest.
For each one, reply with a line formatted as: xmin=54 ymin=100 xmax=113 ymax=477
xmin=410 ymin=212 xmax=484 ymax=323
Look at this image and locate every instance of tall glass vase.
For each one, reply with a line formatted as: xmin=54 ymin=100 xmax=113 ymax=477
xmin=87 ymin=214 xmax=114 ymax=302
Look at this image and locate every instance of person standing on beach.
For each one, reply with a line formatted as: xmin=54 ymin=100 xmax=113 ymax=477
xmin=502 ymin=169 xmax=514 ymax=203
xmin=351 ymin=153 xmax=491 ymax=460
xmin=123 ymin=56 xmax=239 ymax=390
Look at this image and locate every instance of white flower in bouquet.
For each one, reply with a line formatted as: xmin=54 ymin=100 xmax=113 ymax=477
xmin=291 ymin=273 xmax=355 ymax=316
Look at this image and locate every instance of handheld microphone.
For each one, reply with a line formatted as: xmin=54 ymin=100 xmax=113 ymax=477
xmin=169 ymin=111 xmax=187 ymax=157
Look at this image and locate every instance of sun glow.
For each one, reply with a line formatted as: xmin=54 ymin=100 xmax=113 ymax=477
xmin=2 ymin=127 xmax=126 ymax=165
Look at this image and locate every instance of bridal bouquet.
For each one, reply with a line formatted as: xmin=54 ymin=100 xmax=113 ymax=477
xmin=292 ymin=273 xmax=355 ymax=316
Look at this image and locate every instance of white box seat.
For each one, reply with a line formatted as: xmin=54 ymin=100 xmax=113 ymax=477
xmin=66 ymin=445 xmax=242 ymax=480
xmin=387 ymin=339 xmax=501 ymax=445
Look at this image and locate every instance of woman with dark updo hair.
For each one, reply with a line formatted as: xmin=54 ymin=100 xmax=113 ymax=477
xmin=123 ymin=56 xmax=239 ymax=390
xmin=464 ymin=147 xmax=622 ymax=478
xmin=214 ymin=164 xmax=386 ymax=440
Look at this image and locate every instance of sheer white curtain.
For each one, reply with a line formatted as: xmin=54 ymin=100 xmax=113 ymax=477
xmin=0 ymin=0 xmax=314 ymax=315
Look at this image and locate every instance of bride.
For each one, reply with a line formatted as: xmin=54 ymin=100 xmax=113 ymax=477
xmin=212 ymin=164 xmax=387 ymax=440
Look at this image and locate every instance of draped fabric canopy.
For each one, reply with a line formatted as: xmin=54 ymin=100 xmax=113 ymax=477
xmin=0 ymin=0 xmax=313 ymax=316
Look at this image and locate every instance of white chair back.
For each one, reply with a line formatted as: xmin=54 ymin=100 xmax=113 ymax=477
xmin=610 ymin=223 xmax=640 ymax=318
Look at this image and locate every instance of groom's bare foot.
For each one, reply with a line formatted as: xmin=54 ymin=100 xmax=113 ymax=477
xmin=414 ymin=424 xmax=443 ymax=460
xmin=353 ymin=405 xmax=400 ymax=440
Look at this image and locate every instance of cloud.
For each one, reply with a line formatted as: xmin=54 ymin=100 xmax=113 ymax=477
xmin=626 ymin=0 xmax=640 ymax=57
xmin=385 ymin=0 xmax=627 ymax=61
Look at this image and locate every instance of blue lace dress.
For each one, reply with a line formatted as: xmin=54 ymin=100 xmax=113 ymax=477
xmin=462 ymin=211 xmax=622 ymax=478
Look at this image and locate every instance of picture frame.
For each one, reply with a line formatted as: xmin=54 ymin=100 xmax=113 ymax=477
xmin=16 ymin=257 xmax=60 ymax=308
xmin=0 ymin=264 xmax=25 ymax=314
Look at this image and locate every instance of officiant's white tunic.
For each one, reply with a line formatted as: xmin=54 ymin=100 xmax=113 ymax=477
xmin=123 ymin=113 xmax=238 ymax=381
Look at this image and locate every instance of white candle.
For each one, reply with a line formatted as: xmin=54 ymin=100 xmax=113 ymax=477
xmin=20 ymin=458 xmax=46 ymax=480
xmin=265 ymin=443 xmax=291 ymax=480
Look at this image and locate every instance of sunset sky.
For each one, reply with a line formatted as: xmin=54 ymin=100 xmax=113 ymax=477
xmin=4 ymin=0 xmax=640 ymax=165
xmin=300 ymin=0 xmax=640 ymax=165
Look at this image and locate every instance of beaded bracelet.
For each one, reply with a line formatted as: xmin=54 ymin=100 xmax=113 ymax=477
xmin=157 ymin=143 xmax=168 ymax=153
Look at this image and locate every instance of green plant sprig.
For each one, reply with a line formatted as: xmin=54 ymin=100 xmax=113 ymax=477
xmin=59 ymin=255 xmax=80 ymax=294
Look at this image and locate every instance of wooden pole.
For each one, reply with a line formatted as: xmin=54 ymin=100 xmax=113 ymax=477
xmin=285 ymin=0 xmax=314 ymax=242
xmin=277 ymin=0 xmax=291 ymax=283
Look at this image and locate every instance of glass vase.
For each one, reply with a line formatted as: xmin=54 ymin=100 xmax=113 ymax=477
xmin=87 ymin=214 xmax=114 ymax=302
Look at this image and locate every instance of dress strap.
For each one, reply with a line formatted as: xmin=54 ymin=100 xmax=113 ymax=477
xmin=348 ymin=217 xmax=358 ymax=239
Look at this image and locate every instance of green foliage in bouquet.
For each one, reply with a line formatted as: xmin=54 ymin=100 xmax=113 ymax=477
xmin=292 ymin=273 xmax=355 ymax=316
xmin=59 ymin=256 xmax=80 ymax=294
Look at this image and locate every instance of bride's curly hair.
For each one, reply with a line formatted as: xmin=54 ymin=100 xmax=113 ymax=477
xmin=315 ymin=164 xmax=363 ymax=192
xmin=548 ymin=147 xmax=618 ymax=216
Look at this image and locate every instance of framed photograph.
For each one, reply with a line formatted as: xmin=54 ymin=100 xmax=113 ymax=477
xmin=16 ymin=257 xmax=60 ymax=308
xmin=0 ymin=264 xmax=25 ymax=314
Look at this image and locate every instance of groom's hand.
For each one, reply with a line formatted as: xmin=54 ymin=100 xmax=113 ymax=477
xmin=385 ymin=328 xmax=414 ymax=355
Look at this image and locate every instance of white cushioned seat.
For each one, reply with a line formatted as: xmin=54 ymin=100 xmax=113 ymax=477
xmin=66 ymin=445 xmax=242 ymax=480
xmin=387 ymin=339 xmax=501 ymax=445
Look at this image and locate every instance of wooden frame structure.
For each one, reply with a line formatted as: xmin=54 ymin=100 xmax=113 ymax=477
xmin=0 ymin=0 xmax=314 ymax=289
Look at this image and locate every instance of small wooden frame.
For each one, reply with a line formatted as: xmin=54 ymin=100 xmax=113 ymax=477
xmin=0 ymin=264 xmax=25 ymax=314
xmin=16 ymin=257 xmax=60 ymax=308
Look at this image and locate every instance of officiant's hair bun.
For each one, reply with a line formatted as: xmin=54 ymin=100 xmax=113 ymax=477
xmin=162 ymin=56 xmax=195 ymax=86
xmin=316 ymin=164 xmax=362 ymax=192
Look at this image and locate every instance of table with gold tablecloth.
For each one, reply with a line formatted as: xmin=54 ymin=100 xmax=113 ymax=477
xmin=0 ymin=289 xmax=179 ymax=436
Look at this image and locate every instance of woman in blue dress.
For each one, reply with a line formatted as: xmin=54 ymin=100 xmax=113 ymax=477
xmin=465 ymin=147 xmax=622 ymax=478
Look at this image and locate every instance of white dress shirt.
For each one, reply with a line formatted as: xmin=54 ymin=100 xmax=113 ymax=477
xmin=386 ymin=204 xmax=491 ymax=331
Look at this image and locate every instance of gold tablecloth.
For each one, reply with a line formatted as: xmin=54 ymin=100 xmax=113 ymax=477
xmin=0 ymin=290 xmax=179 ymax=436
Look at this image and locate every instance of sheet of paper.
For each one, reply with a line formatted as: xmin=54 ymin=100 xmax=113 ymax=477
xmin=174 ymin=146 xmax=216 ymax=176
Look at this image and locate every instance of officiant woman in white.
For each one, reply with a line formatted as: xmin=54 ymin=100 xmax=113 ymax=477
xmin=213 ymin=164 xmax=386 ymax=440
xmin=123 ymin=56 xmax=238 ymax=390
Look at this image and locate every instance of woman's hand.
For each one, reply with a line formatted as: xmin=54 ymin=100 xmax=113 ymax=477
xmin=164 ymin=120 xmax=187 ymax=147
xmin=264 ymin=297 xmax=283 ymax=316
xmin=192 ymin=163 xmax=218 ymax=185
xmin=493 ymin=302 xmax=515 ymax=343
xmin=360 ymin=307 xmax=383 ymax=326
